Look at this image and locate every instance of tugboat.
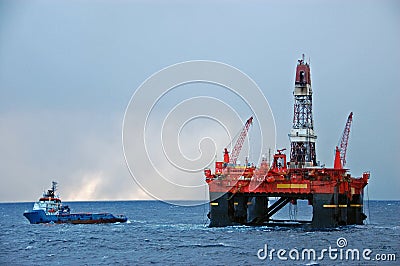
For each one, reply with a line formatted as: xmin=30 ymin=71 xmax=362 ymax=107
xmin=23 ymin=181 xmax=128 ymax=224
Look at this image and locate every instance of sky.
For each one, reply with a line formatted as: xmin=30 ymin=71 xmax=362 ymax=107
xmin=0 ymin=0 xmax=399 ymax=202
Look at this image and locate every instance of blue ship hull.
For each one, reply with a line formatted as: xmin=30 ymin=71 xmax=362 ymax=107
xmin=24 ymin=210 xmax=128 ymax=224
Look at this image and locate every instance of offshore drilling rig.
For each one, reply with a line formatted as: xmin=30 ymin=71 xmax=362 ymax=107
xmin=205 ymin=55 xmax=369 ymax=228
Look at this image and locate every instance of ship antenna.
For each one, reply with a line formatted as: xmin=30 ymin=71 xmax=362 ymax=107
xmin=52 ymin=181 xmax=58 ymax=193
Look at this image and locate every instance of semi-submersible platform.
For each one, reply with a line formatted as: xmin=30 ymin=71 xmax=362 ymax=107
xmin=205 ymin=55 xmax=369 ymax=228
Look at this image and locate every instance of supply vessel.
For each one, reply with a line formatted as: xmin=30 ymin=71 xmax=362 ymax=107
xmin=205 ymin=55 xmax=369 ymax=228
xmin=23 ymin=181 xmax=128 ymax=224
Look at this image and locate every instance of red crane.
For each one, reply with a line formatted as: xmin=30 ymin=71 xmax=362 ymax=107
xmin=334 ymin=112 xmax=353 ymax=169
xmin=224 ymin=117 xmax=253 ymax=165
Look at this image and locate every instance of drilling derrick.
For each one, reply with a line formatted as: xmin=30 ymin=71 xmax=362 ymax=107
xmin=289 ymin=54 xmax=317 ymax=166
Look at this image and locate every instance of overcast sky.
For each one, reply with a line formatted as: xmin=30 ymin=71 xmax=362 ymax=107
xmin=0 ymin=0 xmax=399 ymax=201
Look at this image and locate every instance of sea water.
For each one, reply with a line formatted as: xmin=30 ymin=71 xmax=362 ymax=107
xmin=0 ymin=200 xmax=398 ymax=265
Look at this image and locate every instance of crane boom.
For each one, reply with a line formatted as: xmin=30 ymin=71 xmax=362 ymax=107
xmin=228 ymin=117 xmax=253 ymax=165
xmin=339 ymin=112 xmax=353 ymax=167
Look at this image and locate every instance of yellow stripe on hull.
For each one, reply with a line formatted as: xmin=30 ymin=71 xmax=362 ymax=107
xmin=277 ymin=184 xmax=308 ymax=189
xmin=323 ymin=204 xmax=363 ymax=208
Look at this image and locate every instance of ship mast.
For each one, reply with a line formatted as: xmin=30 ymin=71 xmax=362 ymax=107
xmin=48 ymin=181 xmax=57 ymax=198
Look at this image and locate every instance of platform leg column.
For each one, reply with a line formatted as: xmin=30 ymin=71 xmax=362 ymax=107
xmin=347 ymin=194 xmax=366 ymax=225
xmin=338 ymin=194 xmax=349 ymax=225
xmin=233 ymin=194 xmax=247 ymax=224
xmin=311 ymin=194 xmax=338 ymax=228
xmin=247 ymin=196 xmax=268 ymax=224
xmin=209 ymin=192 xmax=234 ymax=227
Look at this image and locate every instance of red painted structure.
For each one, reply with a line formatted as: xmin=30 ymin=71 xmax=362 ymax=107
xmin=206 ymin=158 xmax=369 ymax=196
xmin=205 ymin=56 xmax=369 ymax=228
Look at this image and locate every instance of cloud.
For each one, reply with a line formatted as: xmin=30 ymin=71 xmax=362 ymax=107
xmin=0 ymin=110 xmax=152 ymax=202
